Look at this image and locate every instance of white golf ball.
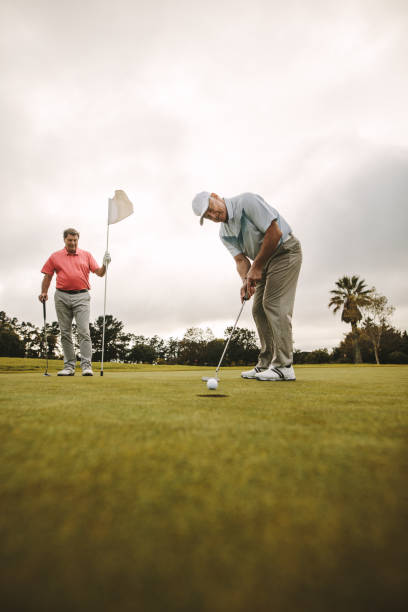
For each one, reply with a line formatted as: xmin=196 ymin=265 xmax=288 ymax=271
xmin=207 ymin=378 xmax=218 ymax=390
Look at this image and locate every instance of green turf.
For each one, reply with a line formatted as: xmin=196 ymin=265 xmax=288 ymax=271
xmin=0 ymin=361 xmax=407 ymax=612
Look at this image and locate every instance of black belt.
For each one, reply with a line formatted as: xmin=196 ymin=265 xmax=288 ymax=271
xmin=58 ymin=289 xmax=88 ymax=294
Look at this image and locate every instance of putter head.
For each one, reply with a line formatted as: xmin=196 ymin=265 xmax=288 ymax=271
xmin=201 ymin=376 xmax=220 ymax=382
xmin=43 ymin=373 xmax=51 ymax=377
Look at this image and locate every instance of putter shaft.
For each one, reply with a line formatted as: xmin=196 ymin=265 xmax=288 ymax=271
xmin=215 ymin=299 xmax=247 ymax=375
xmin=42 ymin=300 xmax=50 ymax=376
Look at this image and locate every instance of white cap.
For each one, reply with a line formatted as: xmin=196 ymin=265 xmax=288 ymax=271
xmin=192 ymin=191 xmax=211 ymax=225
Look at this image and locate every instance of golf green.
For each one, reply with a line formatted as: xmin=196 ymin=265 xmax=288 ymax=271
xmin=1 ymin=362 xmax=407 ymax=611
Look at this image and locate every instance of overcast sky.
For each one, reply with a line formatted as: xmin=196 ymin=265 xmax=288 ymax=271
xmin=1 ymin=0 xmax=407 ymax=350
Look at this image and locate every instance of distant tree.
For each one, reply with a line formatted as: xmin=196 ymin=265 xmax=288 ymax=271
xmin=334 ymin=329 xmax=376 ymax=363
xmin=330 ymin=342 xmax=353 ymax=364
xmin=294 ymin=348 xmax=332 ymax=364
xmin=163 ymin=337 xmax=180 ymax=364
xmin=178 ymin=327 xmax=212 ymax=365
xmin=0 ymin=311 xmax=18 ymax=331
xmin=293 ymin=349 xmax=309 ymax=365
xmin=0 ymin=327 xmax=25 ymax=357
xmin=45 ymin=321 xmax=62 ymax=358
xmin=127 ymin=335 xmax=156 ymax=363
xmin=361 ymin=290 xmax=395 ymax=365
xmin=204 ymin=338 xmax=226 ymax=366
xmin=332 ymin=325 xmax=408 ymax=364
xmin=90 ymin=315 xmax=131 ymax=362
xmin=401 ymin=331 xmax=408 ymax=356
xmin=328 ymin=275 xmax=372 ymax=363
xmin=304 ymin=348 xmax=331 ymax=364
xmin=0 ymin=312 xmax=25 ymax=357
xmin=223 ymin=326 xmax=259 ymax=365
xmin=149 ymin=335 xmax=167 ymax=362
xmin=388 ymin=351 xmax=408 ymax=364
xmin=17 ymin=320 xmax=43 ymax=357
xmin=378 ymin=327 xmax=408 ymax=363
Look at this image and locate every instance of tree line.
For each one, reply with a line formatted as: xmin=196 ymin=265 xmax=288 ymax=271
xmin=1 ymin=275 xmax=407 ymax=365
xmin=327 ymin=275 xmax=408 ymax=364
xmin=0 ymin=312 xmax=259 ymax=366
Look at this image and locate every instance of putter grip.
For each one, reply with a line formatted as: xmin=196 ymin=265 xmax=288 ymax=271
xmin=42 ymin=300 xmax=46 ymax=317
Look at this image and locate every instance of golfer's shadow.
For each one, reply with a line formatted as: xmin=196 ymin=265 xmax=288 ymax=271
xmin=197 ymin=394 xmax=228 ymax=398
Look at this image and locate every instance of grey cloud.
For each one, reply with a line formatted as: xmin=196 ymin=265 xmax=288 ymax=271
xmin=99 ymin=142 xmax=408 ymax=340
xmin=289 ymin=142 xmax=408 ymax=346
xmin=297 ymin=146 xmax=408 ymax=285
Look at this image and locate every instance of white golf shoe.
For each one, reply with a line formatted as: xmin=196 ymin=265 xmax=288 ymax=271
xmin=57 ymin=368 xmax=75 ymax=376
xmin=255 ymin=365 xmax=296 ymax=381
xmin=82 ymin=366 xmax=93 ymax=377
xmin=241 ymin=366 xmax=267 ymax=379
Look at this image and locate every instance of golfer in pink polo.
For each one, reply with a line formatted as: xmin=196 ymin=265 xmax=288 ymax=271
xmin=39 ymin=228 xmax=111 ymax=376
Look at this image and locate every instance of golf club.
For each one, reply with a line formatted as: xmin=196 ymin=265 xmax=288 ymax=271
xmin=42 ymin=300 xmax=51 ymax=376
xmin=202 ymin=295 xmax=248 ymax=382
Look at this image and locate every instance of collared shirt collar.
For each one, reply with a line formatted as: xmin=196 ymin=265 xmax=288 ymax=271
xmin=65 ymin=247 xmax=79 ymax=256
xmin=224 ymin=198 xmax=234 ymax=222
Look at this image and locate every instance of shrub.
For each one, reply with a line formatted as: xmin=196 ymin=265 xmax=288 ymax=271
xmin=387 ymin=351 xmax=408 ymax=364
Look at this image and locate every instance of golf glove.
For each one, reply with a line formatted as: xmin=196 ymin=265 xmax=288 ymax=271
xmin=103 ymin=251 xmax=111 ymax=266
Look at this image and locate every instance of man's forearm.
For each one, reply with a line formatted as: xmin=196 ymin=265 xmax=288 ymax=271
xmin=95 ymin=265 xmax=106 ymax=277
xmin=95 ymin=252 xmax=111 ymax=276
xmin=252 ymin=223 xmax=282 ymax=269
xmin=244 ymin=221 xmax=283 ymax=298
xmin=41 ymin=275 xmax=51 ymax=294
xmin=235 ymin=256 xmax=251 ymax=281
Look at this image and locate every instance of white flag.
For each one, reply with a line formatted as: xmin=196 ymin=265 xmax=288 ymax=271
xmin=108 ymin=190 xmax=134 ymax=225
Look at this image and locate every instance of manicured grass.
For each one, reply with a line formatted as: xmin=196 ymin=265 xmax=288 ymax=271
xmin=0 ymin=357 xmax=204 ymax=373
xmin=0 ymin=362 xmax=407 ymax=611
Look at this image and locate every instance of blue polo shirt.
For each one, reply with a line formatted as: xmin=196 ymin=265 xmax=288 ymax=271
xmin=219 ymin=193 xmax=292 ymax=261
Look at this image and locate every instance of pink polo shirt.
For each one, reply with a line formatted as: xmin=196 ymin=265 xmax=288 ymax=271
xmin=41 ymin=248 xmax=100 ymax=290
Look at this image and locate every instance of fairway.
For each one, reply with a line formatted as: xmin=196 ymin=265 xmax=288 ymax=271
xmin=1 ymin=363 xmax=407 ymax=612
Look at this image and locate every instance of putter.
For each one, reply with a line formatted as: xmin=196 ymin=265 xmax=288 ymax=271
xmin=202 ymin=295 xmax=248 ymax=382
xmin=42 ymin=300 xmax=51 ymax=376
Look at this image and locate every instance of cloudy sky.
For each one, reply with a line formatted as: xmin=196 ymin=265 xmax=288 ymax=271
xmin=1 ymin=0 xmax=407 ymax=350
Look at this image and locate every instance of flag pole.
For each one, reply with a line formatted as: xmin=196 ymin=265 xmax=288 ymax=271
xmin=99 ymin=190 xmax=133 ymax=376
xmin=100 ymin=205 xmax=110 ymax=376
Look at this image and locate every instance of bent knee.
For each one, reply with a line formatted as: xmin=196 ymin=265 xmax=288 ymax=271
xmin=252 ymin=300 xmax=265 ymax=319
xmin=77 ymin=330 xmax=91 ymax=340
xmin=262 ymin=299 xmax=293 ymax=320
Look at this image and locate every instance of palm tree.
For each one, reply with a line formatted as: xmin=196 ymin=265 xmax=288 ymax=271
xmin=329 ymin=275 xmax=373 ymax=363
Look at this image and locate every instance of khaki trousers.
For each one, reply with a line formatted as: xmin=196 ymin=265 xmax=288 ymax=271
xmin=54 ymin=290 xmax=92 ymax=370
xmin=252 ymin=235 xmax=302 ymax=368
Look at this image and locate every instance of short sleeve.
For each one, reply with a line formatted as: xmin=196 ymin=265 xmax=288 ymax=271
xmin=242 ymin=194 xmax=277 ymax=233
xmin=41 ymin=256 xmax=55 ymax=276
xmin=220 ymin=234 xmax=242 ymax=258
xmin=88 ymin=253 xmax=99 ymax=273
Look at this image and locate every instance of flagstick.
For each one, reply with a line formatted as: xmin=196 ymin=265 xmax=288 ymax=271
xmin=99 ymin=190 xmax=133 ymax=376
xmin=100 ymin=214 xmax=110 ymax=376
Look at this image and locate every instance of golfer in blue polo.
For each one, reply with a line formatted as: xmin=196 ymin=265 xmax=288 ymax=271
xmin=192 ymin=191 xmax=302 ymax=381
